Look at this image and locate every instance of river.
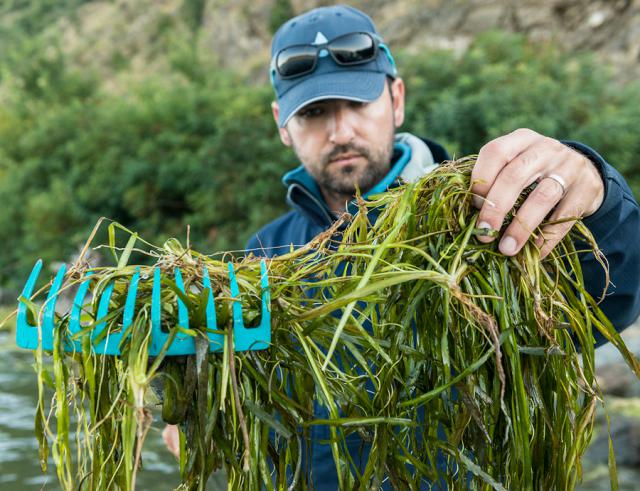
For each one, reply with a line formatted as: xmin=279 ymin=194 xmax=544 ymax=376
xmin=0 ymin=330 xmax=227 ymax=490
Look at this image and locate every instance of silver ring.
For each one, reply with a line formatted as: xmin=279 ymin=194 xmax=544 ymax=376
xmin=542 ymin=173 xmax=567 ymax=197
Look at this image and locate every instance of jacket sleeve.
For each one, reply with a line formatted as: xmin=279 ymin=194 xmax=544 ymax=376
xmin=563 ymin=141 xmax=640 ymax=346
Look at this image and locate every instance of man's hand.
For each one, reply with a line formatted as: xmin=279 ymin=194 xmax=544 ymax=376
xmin=163 ymin=424 xmax=180 ymax=459
xmin=471 ymin=128 xmax=605 ymax=258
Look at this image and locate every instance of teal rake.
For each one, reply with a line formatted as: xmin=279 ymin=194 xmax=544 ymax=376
xmin=16 ymin=260 xmax=271 ymax=355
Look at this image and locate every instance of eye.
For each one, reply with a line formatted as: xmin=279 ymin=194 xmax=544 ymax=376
xmin=348 ymin=100 xmax=366 ymax=109
xmin=297 ymin=105 xmax=324 ymax=119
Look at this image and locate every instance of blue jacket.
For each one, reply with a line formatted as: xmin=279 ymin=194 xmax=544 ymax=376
xmin=246 ymin=134 xmax=640 ymax=487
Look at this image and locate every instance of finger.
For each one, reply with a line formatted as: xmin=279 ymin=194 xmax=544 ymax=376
xmin=476 ymin=145 xmax=557 ymax=243
xmin=471 ymin=128 xmax=543 ymax=207
xmin=497 ymin=176 xmax=567 ymax=256
xmin=163 ymin=424 xmax=180 ymax=458
xmin=537 ymin=218 xmax=577 ymax=259
xmin=536 ymin=198 xmax=585 ymax=258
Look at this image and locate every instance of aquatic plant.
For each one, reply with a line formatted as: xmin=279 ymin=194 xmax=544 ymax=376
xmin=23 ymin=157 xmax=639 ymax=490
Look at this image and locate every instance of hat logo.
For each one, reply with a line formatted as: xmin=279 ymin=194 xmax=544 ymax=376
xmin=312 ymin=32 xmax=329 ymax=57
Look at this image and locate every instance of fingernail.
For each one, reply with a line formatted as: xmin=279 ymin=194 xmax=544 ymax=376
xmin=472 ymin=196 xmax=483 ymax=209
xmin=500 ymin=236 xmax=517 ymax=255
xmin=477 ymin=221 xmax=492 ymax=234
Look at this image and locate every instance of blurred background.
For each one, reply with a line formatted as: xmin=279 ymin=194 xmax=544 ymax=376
xmin=0 ymin=0 xmax=639 ymax=489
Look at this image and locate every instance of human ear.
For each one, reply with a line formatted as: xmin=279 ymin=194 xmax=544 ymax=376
xmin=390 ymin=78 xmax=405 ymax=128
xmin=271 ymin=101 xmax=292 ymax=146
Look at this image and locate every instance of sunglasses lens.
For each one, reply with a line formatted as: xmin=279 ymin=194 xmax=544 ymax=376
xmin=330 ymin=33 xmax=376 ymax=64
xmin=275 ymin=33 xmax=378 ymax=79
xmin=277 ymin=45 xmax=317 ymax=77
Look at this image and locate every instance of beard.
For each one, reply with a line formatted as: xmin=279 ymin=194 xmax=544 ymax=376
xmin=296 ymin=137 xmax=395 ymax=198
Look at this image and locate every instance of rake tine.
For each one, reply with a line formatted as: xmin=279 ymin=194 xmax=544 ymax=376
xmin=92 ymin=268 xmax=141 ymax=355
xmin=202 ymin=267 xmax=224 ymax=352
xmin=149 ymin=267 xmax=163 ymax=356
xmin=68 ymin=272 xmax=94 ymax=352
xmin=16 ymin=260 xmax=43 ymax=349
xmin=92 ymin=281 xmax=115 ymax=353
xmin=166 ymin=268 xmax=195 ymax=355
xmin=228 ymin=260 xmax=270 ymax=351
xmin=149 ymin=267 xmax=196 ymax=356
xmin=117 ymin=267 xmax=140 ymax=352
xmin=41 ymin=264 xmax=67 ymax=351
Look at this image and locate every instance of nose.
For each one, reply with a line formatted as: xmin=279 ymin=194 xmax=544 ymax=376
xmin=328 ymin=103 xmax=356 ymax=145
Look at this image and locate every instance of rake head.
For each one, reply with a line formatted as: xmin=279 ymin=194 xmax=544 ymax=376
xmin=16 ymin=259 xmax=271 ymax=355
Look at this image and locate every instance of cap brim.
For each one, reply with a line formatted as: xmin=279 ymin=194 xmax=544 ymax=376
xmin=277 ymin=71 xmax=386 ymax=127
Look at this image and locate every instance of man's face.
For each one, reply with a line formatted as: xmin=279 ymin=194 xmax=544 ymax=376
xmin=273 ymin=78 xmax=405 ymax=205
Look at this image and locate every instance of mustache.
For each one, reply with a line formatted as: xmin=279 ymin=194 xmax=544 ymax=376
xmin=322 ymin=144 xmax=370 ymax=165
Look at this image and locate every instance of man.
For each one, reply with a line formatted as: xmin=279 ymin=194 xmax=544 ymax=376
xmin=247 ymin=4 xmax=639 ymax=336
xmin=166 ymin=4 xmax=640 ymax=487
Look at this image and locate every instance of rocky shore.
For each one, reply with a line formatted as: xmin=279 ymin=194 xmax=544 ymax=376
xmin=579 ymin=321 xmax=640 ymax=490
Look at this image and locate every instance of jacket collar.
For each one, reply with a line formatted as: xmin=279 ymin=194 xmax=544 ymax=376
xmin=282 ymin=141 xmax=412 ymax=227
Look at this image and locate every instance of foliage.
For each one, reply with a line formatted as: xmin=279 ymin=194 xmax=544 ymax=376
xmin=1 ymin=25 xmax=640 ymax=294
xmin=0 ymin=0 xmax=89 ymax=82
xmin=0 ymin=56 xmax=291 ymax=290
xmin=181 ymin=0 xmax=207 ymax=31
xmin=269 ymin=0 xmax=295 ymax=34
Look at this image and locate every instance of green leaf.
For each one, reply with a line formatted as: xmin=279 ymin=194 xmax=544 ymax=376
xmin=245 ymin=400 xmax=293 ymax=439
xmin=117 ymin=233 xmax=138 ymax=269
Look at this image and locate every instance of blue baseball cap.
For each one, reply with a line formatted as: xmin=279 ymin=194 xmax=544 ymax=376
xmin=270 ymin=5 xmax=397 ymax=127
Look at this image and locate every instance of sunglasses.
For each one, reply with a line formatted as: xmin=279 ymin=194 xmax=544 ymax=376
xmin=274 ymin=32 xmax=381 ymax=79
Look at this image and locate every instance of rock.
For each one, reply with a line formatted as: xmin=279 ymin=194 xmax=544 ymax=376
xmin=585 ymin=397 xmax=640 ymax=467
xmin=597 ymin=362 xmax=640 ymax=397
xmin=595 ymin=321 xmax=640 ymax=397
xmin=586 ymin=322 xmax=640 ymax=478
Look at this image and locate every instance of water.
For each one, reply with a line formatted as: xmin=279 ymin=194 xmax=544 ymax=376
xmin=0 ymin=331 xmax=225 ymax=490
